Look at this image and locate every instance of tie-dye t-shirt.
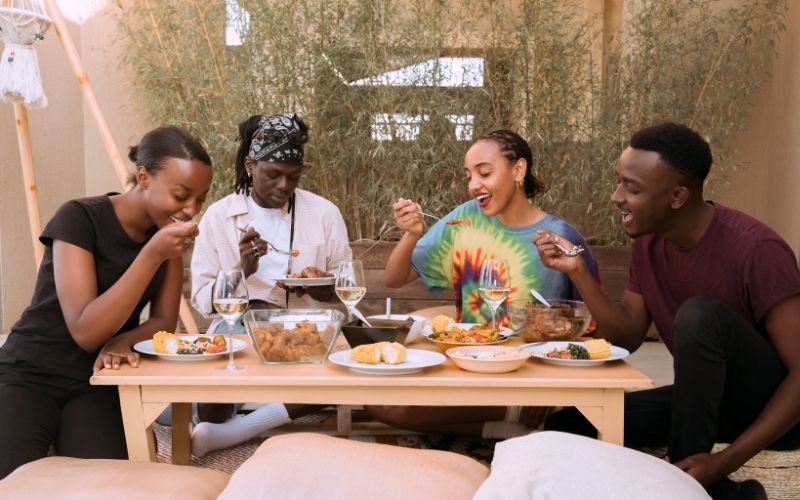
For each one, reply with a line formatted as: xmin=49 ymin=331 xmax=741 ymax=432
xmin=411 ymin=200 xmax=599 ymax=325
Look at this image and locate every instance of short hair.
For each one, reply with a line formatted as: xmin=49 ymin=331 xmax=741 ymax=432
xmin=628 ymin=122 xmax=712 ymax=186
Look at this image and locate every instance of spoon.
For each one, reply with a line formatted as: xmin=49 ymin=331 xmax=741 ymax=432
xmin=348 ymin=305 xmax=373 ymax=327
xmin=530 ymin=289 xmax=552 ymax=307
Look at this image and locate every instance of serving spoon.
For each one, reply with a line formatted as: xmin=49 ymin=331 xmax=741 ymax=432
xmin=530 ymin=289 xmax=552 ymax=307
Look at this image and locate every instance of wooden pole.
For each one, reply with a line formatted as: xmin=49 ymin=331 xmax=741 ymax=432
xmin=41 ymin=0 xmax=200 ymax=334
xmin=13 ymin=103 xmax=45 ymax=268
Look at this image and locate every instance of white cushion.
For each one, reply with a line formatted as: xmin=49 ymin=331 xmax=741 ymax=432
xmin=218 ymin=432 xmax=489 ymax=500
xmin=474 ymin=431 xmax=710 ymax=500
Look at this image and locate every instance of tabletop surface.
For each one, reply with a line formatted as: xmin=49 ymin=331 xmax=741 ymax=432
xmin=91 ymin=336 xmax=653 ymax=390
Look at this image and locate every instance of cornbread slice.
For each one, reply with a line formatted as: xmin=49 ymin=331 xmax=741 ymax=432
xmin=380 ymin=342 xmax=407 ymax=364
xmin=431 ymin=315 xmax=455 ymax=333
xmin=350 ymin=343 xmax=381 ymax=364
xmin=152 ymin=331 xmax=180 ymax=354
xmin=584 ymin=338 xmax=612 ymax=359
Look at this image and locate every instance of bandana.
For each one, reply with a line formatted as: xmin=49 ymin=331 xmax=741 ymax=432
xmin=248 ymin=114 xmax=309 ymax=165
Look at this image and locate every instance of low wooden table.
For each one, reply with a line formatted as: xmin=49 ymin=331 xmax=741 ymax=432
xmin=91 ymin=336 xmax=652 ymax=464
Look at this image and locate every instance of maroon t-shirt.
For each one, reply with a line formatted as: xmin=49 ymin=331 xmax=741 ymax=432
xmin=626 ymin=203 xmax=800 ymax=352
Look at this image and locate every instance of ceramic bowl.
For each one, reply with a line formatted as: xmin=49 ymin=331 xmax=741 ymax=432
xmin=445 ymin=345 xmax=531 ymax=373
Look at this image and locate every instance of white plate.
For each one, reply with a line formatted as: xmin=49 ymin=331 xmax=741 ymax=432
xmin=421 ymin=323 xmax=514 ymax=340
xmin=133 ymin=336 xmax=248 ymax=362
xmin=523 ymin=341 xmax=630 ymax=366
xmin=328 ymin=348 xmax=446 ymax=375
xmin=272 ymin=276 xmax=335 ymax=286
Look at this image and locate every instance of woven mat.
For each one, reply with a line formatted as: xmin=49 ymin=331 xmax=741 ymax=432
xmin=152 ymin=418 xmax=496 ymax=475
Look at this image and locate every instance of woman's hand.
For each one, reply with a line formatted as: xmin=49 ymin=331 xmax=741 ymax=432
xmin=144 ymin=222 xmax=199 ymax=263
xmin=93 ymin=335 xmax=140 ymax=373
xmin=238 ymin=227 xmax=267 ymax=278
xmin=393 ymin=198 xmax=423 ymax=238
xmin=532 ymin=230 xmax=585 ymax=275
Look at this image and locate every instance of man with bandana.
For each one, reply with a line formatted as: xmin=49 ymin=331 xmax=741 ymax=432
xmin=188 ymin=114 xmax=351 ymax=457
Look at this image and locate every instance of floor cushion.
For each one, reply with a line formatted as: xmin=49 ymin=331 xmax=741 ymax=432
xmin=474 ymin=431 xmax=710 ymax=500
xmin=0 ymin=456 xmax=230 ymax=500
xmin=218 ymin=432 xmax=489 ymax=500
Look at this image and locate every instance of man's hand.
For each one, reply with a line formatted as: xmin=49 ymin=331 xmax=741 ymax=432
xmin=674 ymin=451 xmax=733 ymax=486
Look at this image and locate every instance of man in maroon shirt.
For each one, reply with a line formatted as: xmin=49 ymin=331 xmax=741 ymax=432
xmin=534 ymin=123 xmax=800 ymax=500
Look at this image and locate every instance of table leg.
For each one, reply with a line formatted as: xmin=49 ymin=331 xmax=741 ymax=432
xmin=118 ymin=385 xmax=155 ymax=462
xmin=598 ymin=389 xmax=624 ymax=445
xmin=172 ymin=403 xmax=192 ymax=465
xmin=575 ymin=389 xmax=625 ymax=445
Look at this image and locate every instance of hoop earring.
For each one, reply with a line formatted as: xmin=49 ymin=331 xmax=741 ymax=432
xmin=515 ymin=179 xmax=523 ymax=190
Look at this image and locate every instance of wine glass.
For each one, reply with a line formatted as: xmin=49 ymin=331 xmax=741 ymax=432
xmin=478 ymin=259 xmax=511 ymax=333
xmin=335 ymin=260 xmax=367 ymax=322
xmin=212 ymin=269 xmax=249 ymax=371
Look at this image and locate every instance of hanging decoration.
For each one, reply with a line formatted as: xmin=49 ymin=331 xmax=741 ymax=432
xmin=0 ymin=0 xmax=51 ymax=108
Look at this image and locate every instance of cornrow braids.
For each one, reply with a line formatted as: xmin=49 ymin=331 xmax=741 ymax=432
xmin=476 ymin=129 xmax=546 ymax=198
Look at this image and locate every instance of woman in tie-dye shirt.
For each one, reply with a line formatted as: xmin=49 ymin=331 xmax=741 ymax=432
xmin=371 ymin=130 xmax=599 ymax=439
xmin=385 ymin=129 xmax=599 ymax=325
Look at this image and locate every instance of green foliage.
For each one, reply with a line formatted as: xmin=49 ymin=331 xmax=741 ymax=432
xmin=114 ymin=0 xmax=787 ymax=244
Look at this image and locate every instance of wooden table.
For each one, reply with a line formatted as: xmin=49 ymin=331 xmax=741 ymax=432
xmin=91 ymin=337 xmax=652 ymax=464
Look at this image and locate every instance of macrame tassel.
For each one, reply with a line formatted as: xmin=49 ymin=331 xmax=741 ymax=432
xmin=0 ymin=42 xmax=47 ymax=108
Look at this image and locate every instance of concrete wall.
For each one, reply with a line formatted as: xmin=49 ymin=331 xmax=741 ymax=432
xmin=0 ymin=0 xmax=798 ymax=331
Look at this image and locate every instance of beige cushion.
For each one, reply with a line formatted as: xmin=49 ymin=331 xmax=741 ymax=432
xmin=218 ymin=432 xmax=489 ymax=500
xmin=0 ymin=456 xmax=229 ymax=500
xmin=474 ymin=431 xmax=710 ymax=500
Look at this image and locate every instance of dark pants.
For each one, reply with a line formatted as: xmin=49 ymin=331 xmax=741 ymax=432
xmin=0 ymin=381 xmax=128 ymax=479
xmin=546 ymin=299 xmax=800 ymax=470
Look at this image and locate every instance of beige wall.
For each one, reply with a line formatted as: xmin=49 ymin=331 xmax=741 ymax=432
xmin=713 ymin=0 xmax=800 ymax=255
xmin=0 ymin=0 xmax=798 ymax=331
xmin=0 ymin=1 xmax=150 ymax=332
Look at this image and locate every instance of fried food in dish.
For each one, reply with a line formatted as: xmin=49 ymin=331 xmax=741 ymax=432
xmin=251 ymin=320 xmax=329 ymax=362
xmin=446 ymin=219 xmax=470 ymax=226
xmin=428 ymin=323 xmax=499 ymax=344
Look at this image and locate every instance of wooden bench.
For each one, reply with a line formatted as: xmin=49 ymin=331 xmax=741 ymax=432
xmin=181 ymin=242 xmax=632 ymax=331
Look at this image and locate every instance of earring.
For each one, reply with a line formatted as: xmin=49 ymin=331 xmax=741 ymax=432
xmin=515 ymin=179 xmax=523 ymax=190
xmin=247 ymin=169 xmax=252 ymax=178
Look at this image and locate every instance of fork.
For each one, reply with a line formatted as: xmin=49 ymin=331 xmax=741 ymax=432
xmin=412 ymin=210 xmax=442 ymax=222
xmin=237 ymin=227 xmax=296 ymax=256
xmin=554 ymin=243 xmax=585 ymax=257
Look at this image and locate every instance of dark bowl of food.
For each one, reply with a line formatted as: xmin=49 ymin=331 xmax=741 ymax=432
xmin=507 ymin=299 xmax=592 ymax=343
xmin=341 ymin=317 xmax=415 ymax=348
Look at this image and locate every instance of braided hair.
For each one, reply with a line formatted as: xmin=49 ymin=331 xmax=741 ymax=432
xmin=475 ymin=129 xmax=546 ymax=198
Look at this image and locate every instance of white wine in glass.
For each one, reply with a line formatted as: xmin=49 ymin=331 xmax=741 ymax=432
xmin=213 ymin=269 xmax=249 ymax=371
xmin=335 ymin=260 xmax=367 ymax=319
xmin=478 ymin=259 xmax=510 ymax=333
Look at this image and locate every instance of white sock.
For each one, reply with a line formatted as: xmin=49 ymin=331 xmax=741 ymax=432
xmin=191 ymin=403 xmax=291 ymax=457
xmin=481 ymin=420 xmax=533 ymax=440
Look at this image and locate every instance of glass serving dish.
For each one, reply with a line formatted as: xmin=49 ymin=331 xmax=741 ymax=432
xmin=243 ymin=309 xmax=345 ymax=364
xmin=507 ymin=299 xmax=592 ymax=343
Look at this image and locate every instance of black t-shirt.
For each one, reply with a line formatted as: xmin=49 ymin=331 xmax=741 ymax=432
xmin=0 ymin=194 xmax=166 ymax=386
